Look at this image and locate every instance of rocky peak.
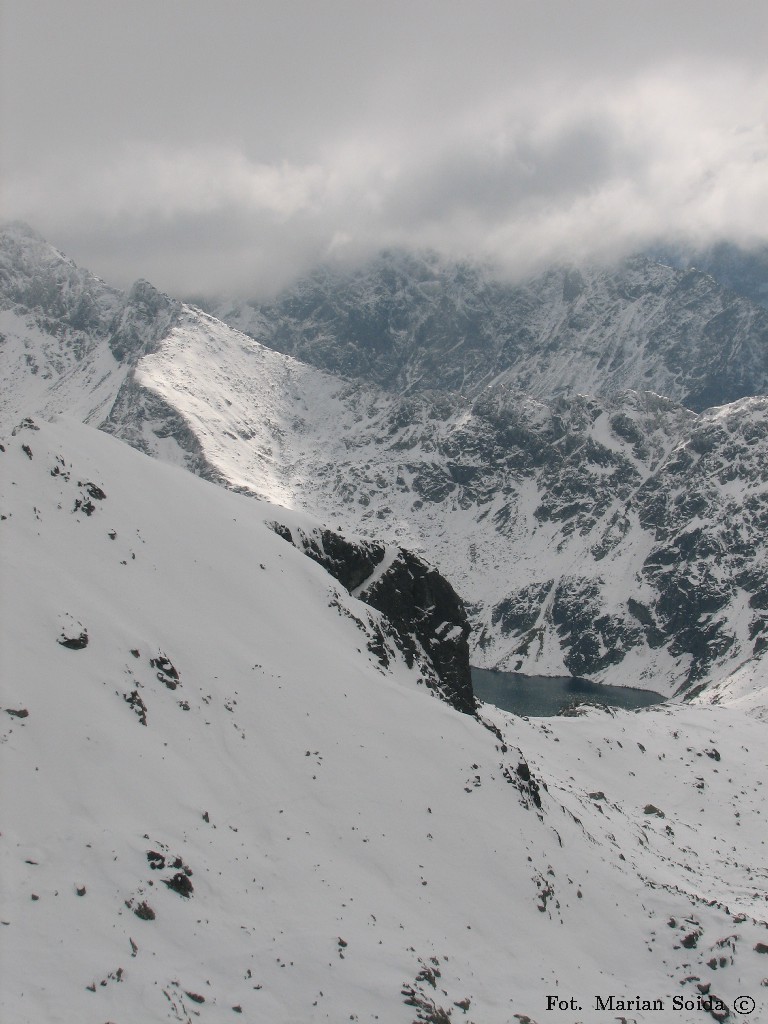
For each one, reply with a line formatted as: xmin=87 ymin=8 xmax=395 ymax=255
xmin=108 ymin=279 xmax=182 ymax=361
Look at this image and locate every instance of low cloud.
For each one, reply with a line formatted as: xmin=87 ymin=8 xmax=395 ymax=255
xmin=5 ymin=64 xmax=767 ymax=297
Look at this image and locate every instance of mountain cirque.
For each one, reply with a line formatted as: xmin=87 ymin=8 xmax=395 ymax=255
xmin=1 ymin=224 xmax=768 ymax=1023
xmin=2 ymin=222 xmax=768 ymax=706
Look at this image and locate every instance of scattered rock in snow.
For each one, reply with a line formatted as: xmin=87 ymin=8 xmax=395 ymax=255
xmin=132 ymin=900 xmax=155 ymax=921
xmin=643 ymin=804 xmax=665 ymax=817
xmin=123 ymin=690 xmax=148 ymax=726
xmin=150 ymin=653 xmax=180 ymax=689
xmin=58 ymin=629 xmax=88 ymax=650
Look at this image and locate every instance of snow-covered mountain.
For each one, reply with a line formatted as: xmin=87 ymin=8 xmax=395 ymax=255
xmin=3 ymin=417 xmax=767 ymax=1024
xmin=211 ymin=248 xmax=768 ymax=412
xmin=0 ymin=222 xmax=181 ymax=429
xmin=104 ymin=310 xmax=768 ymax=698
xmin=3 ymin=223 xmax=768 ymax=701
xmin=651 ymin=240 xmax=768 ymax=310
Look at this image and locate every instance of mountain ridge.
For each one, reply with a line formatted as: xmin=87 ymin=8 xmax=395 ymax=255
xmin=210 ymin=246 xmax=768 ymax=412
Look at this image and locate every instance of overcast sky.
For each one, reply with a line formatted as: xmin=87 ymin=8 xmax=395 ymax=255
xmin=2 ymin=1 xmax=767 ymax=296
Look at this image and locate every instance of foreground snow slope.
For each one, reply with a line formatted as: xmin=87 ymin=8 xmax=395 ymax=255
xmin=2 ymin=418 xmax=767 ymax=1023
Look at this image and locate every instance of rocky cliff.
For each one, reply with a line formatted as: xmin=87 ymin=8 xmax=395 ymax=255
xmin=267 ymin=522 xmax=475 ymax=715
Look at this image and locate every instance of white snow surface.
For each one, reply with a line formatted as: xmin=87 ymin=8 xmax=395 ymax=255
xmin=0 ymin=306 xmax=128 ymax=428
xmin=2 ymin=418 xmax=768 ymax=1023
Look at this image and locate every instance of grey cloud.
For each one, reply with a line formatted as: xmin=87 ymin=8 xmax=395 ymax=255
xmin=386 ymin=119 xmax=629 ymax=228
xmin=2 ymin=1 xmax=767 ymax=295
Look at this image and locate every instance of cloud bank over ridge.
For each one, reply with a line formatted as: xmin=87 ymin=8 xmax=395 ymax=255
xmin=2 ymin=2 xmax=767 ymax=295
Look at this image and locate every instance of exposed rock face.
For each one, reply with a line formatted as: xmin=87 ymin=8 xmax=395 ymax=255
xmin=285 ymin=525 xmax=385 ymax=594
xmin=100 ymin=373 xmax=228 ymax=485
xmin=213 ymin=249 xmax=768 ymax=412
xmin=362 ymin=549 xmax=474 ymax=715
xmin=0 ymin=221 xmax=122 ymax=335
xmin=268 ymin=522 xmax=475 ymax=715
xmin=633 ymin=398 xmax=768 ymax=694
xmin=0 ymin=223 xmax=183 ymax=431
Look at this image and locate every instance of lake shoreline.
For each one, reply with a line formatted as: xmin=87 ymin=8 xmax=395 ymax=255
xmin=471 ymin=666 xmax=666 ymax=718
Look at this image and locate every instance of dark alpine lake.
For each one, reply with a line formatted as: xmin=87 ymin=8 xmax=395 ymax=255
xmin=471 ymin=667 xmax=665 ymax=717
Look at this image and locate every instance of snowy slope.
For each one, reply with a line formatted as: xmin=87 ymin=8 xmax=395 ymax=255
xmin=111 ymin=308 xmax=768 ymax=698
xmin=2 ymin=417 xmax=767 ymax=1024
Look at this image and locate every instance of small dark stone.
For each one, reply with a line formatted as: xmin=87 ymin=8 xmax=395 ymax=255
xmin=84 ymin=482 xmax=107 ymax=501
xmin=133 ymin=901 xmax=155 ymax=920
xmin=164 ymin=872 xmax=194 ymax=898
xmin=58 ymin=632 xmax=89 ymax=650
xmin=643 ymin=804 xmax=665 ymax=817
xmin=185 ymin=991 xmax=205 ymax=1004
xmin=5 ymin=708 xmax=29 ymax=718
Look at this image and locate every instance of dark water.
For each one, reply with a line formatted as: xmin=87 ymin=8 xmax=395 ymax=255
xmin=472 ymin=667 xmax=665 ymax=717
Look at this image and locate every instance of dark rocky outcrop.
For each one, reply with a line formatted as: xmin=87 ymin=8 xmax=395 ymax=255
xmin=363 ymin=549 xmax=474 ymax=715
xmin=269 ymin=523 xmax=474 ymax=714
xmin=107 ymin=279 xmax=182 ymax=362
